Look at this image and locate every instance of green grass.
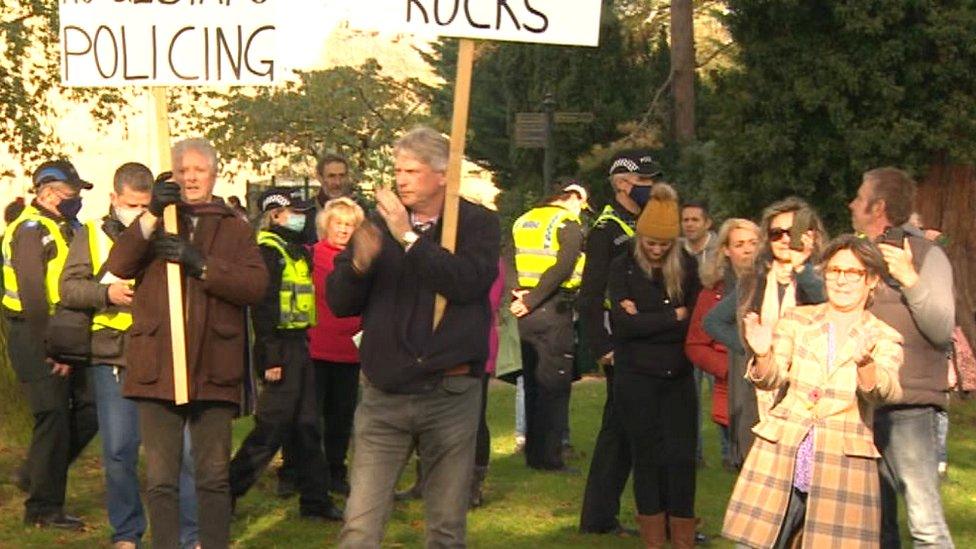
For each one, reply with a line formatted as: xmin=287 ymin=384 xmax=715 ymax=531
xmin=0 ymin=378 xmax=974 ymax=547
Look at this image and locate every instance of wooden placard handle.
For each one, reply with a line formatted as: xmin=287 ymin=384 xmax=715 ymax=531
xmin=152 ymin=87 xmax=190 ymax=405
xmin=433 ymin=38 xmax=475 ymax=329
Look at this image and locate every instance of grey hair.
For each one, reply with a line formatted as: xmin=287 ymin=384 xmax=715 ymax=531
xmin=394 ymin=126 xmax=449 ymax=172
xmin=172 ymin=138 xmax=218 ymax=175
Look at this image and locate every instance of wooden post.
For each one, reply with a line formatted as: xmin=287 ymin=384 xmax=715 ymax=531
xmin=152 ymin=87 xmax=190 ymax=405
xmin=433 ymin=38 xmax=475 ymax=329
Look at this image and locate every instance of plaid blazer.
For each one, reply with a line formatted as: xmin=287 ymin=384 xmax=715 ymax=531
xmin=722 ymin=304 xmax=903 ymax=548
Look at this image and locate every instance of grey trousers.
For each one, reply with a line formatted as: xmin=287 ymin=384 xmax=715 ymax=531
xmin=338 ymin=375 xmax=482 ymax=549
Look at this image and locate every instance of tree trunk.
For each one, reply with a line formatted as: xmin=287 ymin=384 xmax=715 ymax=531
xmin=917 ymin=160 xmax=976 ymax=360
xmin=670 ymin=0 xmax=696 ymax=144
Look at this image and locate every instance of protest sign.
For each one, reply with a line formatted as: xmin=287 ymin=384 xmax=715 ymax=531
xmin=345 ymin=0 xmax=603 ymax=47
xmin=59 ymin=0 xmax=337 ymax=87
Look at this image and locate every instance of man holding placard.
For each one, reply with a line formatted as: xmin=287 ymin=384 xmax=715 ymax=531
xmin=328 ymin=127 xmax=499 ymax=547
xmin=105 ymin=138 xmax=268 ymax=548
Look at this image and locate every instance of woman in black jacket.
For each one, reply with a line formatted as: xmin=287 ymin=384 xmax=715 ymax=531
xmin=608 ymin=183 xmax=701 ymax=548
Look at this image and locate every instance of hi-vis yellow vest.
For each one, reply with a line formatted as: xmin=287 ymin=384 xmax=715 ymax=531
xmin=87 ymin=220 xmax=134 ymax=332
xmin=257 ymin=231 xmax=316 ymax=329
xmin=512 ymin=205 xmax=586 ymax=291
xmin=593 ymin=205 xmax=635 ymax=309
xmin=593 ymin=204 xmax=635 ymax=238
xmin=1 ymin=205 xmax=69 ymax=314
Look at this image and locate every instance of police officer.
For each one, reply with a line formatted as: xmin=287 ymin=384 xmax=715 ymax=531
xmin=2 ymin=160 xmax=98 ymax=529
xmin=511 ymin=182 xmax=588 ymax=471
xmin=228 ymin=188 xmax=343 ymax=521
xmin=578 ymin=151 xmax=662 ymax=535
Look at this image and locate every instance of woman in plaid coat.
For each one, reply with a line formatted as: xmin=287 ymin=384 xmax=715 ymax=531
xmin=722 ymin=235 xmax=904 ymax=548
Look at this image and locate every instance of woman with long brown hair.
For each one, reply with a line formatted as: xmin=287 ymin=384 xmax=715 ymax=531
xmin=703 ymin=197 xmax=827 ymax=468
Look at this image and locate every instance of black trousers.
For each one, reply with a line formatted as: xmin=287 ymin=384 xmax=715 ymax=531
xmin=22 ymin=369 xmax=98 ymax=517
xmin=139 ymin=399 xmax=237 ymax=549
xmin=518 ymin=296 xmax=574 ymax=470
xmin=280 ymin=360 xmax=360 ymax=485
xmin=579 ymin=364 xmax=632 ymax=531
xmin=229 ymin=339 xmax=330 ymax=511
xmin=475 ymin=373 xmax=491 ymax=468
xmin=615 ymin=369 xmax=697 ymax=517
xmin=774 ymin=487 xmax=807 ymax=549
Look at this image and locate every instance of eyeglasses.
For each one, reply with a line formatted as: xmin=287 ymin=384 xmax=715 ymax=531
xmin=824 ymin=266 xmax=867 ymax=283
xmin=767 ymin=227 xmax=791 ymax=241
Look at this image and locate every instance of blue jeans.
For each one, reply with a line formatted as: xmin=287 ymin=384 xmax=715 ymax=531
xmin=935 ymin=409 xmax=949 ymax=465
xmin=91 ymin=365 xmax=199 ymax=547
xmin=874 ymin=406 xmax=954 ymax=548
xmin=339 ymin=376 xmax=482 ymax=547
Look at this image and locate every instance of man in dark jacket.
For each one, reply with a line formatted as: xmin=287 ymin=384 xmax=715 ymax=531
xmin=330 ymin=127 xmax=499 ymax=547
xmin=578 ymin=151 xmax=660 ymax=535
xmin=850 ymin=167 xmax=955 ymax=548
xmin=106 ymin=138 xmax=268 ymax=548
xmin=60 ymin=163 xmax=202 ymax=548
xmin=2 ymin=160 xmax=97 ymax=530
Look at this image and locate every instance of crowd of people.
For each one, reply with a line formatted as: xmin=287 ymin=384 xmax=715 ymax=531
xmin=0 ymin=127 xmax=964 ymax=548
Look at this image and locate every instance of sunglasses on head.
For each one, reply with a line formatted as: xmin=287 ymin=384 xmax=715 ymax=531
xmin=767 ymin=227 xmax=792 ymax=241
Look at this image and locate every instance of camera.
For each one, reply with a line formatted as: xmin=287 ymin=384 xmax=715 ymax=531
xmin=876 ymin=226 xmax=906 ymax=249
xmin=789 ymin=209 xmax=813 ymax=251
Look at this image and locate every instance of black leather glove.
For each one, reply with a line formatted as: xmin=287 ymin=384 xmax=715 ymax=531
xmin=152 ymin=235 xmax=206 ymax=278
xmin=149 ymin=180 xmax=182 ymax=217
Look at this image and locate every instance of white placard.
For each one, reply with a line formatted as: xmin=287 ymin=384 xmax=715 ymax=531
xmin=345 ymin=0 xmax=603 ymax=47
xmin=59 ymin=0 xmax=335 ymax=87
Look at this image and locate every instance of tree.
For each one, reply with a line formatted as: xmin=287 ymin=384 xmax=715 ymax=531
xmin=422 ymin=0 xmax=672 ymax=209
xmin=671 ymin=0 xmax=697 ymax=144
xmin=701 ymin=0 xmax=976 ymax=323
xmin=180 ymin=61 xmax=428 ymax=184
xmin=1 ymin=2 xmax=126 ymax=172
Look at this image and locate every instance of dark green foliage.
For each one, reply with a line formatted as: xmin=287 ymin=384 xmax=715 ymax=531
xmin=421 ymin=2 xmax=672 ymax=212
xmin=701 ymin=0 xmax=976 ymax=231
xmin=185 ymin=61 xmax=428 ymax=180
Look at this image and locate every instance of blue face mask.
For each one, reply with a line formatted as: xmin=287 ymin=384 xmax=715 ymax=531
xmin=628 ymin=185 xmax=652 ymax=208
xmin=57 ymin=196 xmax=83 ymax=219
xmin=282 ymin=213 xmax=306 ymax=233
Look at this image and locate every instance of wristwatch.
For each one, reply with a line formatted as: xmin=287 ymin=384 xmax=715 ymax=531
xmin=401 ymin=230 xmax=419 ymax=248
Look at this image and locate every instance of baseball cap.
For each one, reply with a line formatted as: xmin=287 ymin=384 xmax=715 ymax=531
xmin=32 ymin=160 xmax=93 ymax=191
xmin=259 ymin=187 xmax=314 ymax=213
xmin=561 ymin=182 xmax=591 ymax=211
xmin=608 ymin=150 xmax=663 ymax=178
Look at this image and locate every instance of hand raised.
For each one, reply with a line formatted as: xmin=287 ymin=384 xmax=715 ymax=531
xmin=879 ymin=238 xmax=918 ymax=289
xmin=743 ymin=312 xmax=773 ymax=357
xmin=351 ymin=221 xmax=383 ymax=274
xmin=375 ymin=188 xmax=411 ymax=242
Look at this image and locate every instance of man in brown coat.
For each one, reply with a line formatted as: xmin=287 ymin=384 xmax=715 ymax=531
xmin=106 ymin=138 xmax=268 ymax=549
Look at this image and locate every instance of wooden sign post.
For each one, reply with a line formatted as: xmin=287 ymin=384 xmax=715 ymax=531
xmin=152 ymin=87 xmax=190 ymax=405
xmin=433 ymin=38 xmax=475 ymax=328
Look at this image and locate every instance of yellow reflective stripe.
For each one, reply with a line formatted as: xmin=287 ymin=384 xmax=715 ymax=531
xmin=594 ymin=205 xmax=635 ymax=237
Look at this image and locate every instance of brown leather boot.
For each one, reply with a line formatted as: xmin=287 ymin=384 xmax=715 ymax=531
xmin=668 ymin=516 xmax=697 ymax=549
xmin=636 ymin=513 xmax=666 ymax=548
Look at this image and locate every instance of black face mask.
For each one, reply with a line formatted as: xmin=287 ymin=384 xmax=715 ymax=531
xmin=57 ymin=196 xmax=83 ymax=219
xmin=628 ymin=185 xmax=652 ymax=208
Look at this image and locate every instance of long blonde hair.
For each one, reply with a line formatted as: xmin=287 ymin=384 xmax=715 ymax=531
xmin=700 ymin=218 xmax=760 ymax=288
xmin=633 ymin=183 xmax=684 ymax=301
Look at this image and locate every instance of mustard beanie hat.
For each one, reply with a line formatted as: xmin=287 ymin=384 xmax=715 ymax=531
xmin=636 ymin=183 xmax=680 ymax=240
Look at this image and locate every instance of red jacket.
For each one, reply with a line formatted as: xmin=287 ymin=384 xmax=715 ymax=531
xmin=308 ymin=241 xmax=361 ymax=363
xmin=685 ymin=282 xmax=729 ymax=426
